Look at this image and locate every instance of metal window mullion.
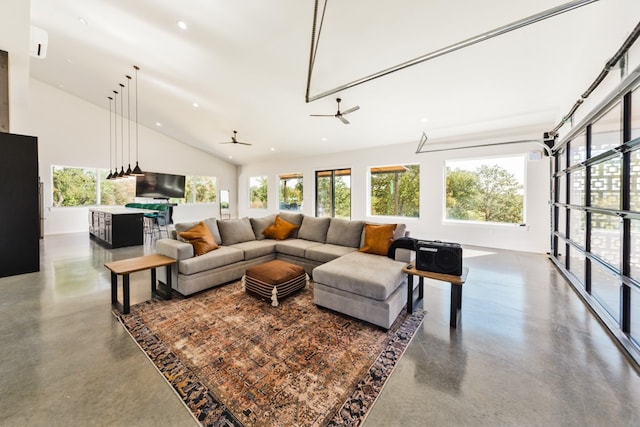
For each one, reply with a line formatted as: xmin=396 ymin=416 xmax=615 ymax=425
xmin=585 ymin=125 xmax=593 ymax=294
xmin=621 ymin=91 xmax=632 ymax=332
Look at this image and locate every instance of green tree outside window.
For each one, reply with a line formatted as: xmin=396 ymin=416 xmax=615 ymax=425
xmin=445 ymin=157 xmax=524 ymax=224
xmin=370 ymin=164 xmax=420 ymax=217
xmin=249 ymin=176 xmax=268 ymax=209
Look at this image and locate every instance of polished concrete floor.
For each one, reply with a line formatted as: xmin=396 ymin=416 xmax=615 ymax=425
xmin=1 ymin=234 xmax=639 ymax=426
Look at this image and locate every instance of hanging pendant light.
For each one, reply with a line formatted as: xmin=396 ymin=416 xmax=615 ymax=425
xmin=117 ymin=83 xmax=126 ymax=178
xmin=106 ymin=96 xmax=114 ymax=179
xmin=131 ymin=65 xmax=144 ymax=176
xmin=112 ymin=89 xmax=120 ymax=179
xmin=125 ymin=74 xmax=133 ymax=176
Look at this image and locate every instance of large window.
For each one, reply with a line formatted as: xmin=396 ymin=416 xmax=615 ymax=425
xmin=249 ymin=176 xmax=268 ymax=209
xmin=53 ymin=166 xmax=216 ymax=207
xmin=316 ymin=169 xmax=351 ymax=219
xmin=185 ymin=176 xmax=217 ymax=203
xmin=369 ymin=164 xmax=419 ymax=218
xmin=279 ymin=173 xmax=303 ymax=211
xmin=445 ymin=156 xmax=524 ymax=224
xmin=53 ymin=166 xmax=134 ymax=207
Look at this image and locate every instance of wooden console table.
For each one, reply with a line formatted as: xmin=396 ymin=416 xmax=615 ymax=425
xmin=105 ymin=254 xmax=175 ymax=314
xmin=403 ymin=263 xmax=469 ymax=328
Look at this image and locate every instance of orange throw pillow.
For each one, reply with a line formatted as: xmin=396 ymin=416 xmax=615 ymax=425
xmin=178 ymin=221 xmax=219 ymax=256
xmin=262 ymin=215 xmax=299 ymax=240
xmin=359 ymin=223 xmax=397 ymax=256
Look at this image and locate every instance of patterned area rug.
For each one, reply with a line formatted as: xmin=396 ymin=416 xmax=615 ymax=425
xmin=115 ymin=280 xmax=424 ymax=427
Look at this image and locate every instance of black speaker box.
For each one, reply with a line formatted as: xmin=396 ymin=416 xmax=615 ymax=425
xmin=415 ymin=240 xmax=463 ymax=276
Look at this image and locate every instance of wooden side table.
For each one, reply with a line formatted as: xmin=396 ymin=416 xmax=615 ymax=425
xmin=402 ymin=263 xmax=469 ymax=328
xmin=105 ymin=254 xmax=175 ymax=314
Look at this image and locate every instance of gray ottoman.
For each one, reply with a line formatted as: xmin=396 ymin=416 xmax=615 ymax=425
xmin=243 ymin=259 xmax=307 ymax=307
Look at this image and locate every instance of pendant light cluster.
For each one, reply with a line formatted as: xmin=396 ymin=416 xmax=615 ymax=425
xmin=106 ymin=65 xmax=144 ymax=179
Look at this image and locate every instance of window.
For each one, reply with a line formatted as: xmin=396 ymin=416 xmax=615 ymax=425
xmin=369 ymin=164 xmax=419 ymax=217
xmin=316 ymin=169 xmax=351 ymax=219
xmin=591 ymin=102 xmax=622 ymax=156
xmin=99 ymin=169 xmax=135 ymax=205
xmin=53 ymin=166 xmax=135 ymax=207
xmin=185 ymin=176 xmax=217 ymax=203
xmin=279 ymin=173 xmax=303 ymax=211
xmin=445 ymin=156 xmax=524 ymax=224
xmin=249 ymin=176 xmax=268 ymax=209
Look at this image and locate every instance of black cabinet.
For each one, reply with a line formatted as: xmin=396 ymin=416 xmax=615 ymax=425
xmin=89 ymin=208 xmax=144 ymax=249
xmin=0 ymin=133 xmax=39 ymax=277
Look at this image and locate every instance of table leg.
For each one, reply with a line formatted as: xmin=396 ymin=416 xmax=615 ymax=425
xmin=110 ymin=272 xmax=117 ymax=304
xmin=450 ymin=283 xmax=462 ymax=328
xmin=151 ymin=267 xmax=157 ymax=295
xmin=407 ymin=273 xmax=414 ymax=314
xmin=418 ymin=277 xmax=424 ymax=299
xmin=123 ymin=274 xmax=130 ymax=315
xmin=166 ymin=264 xmax=172 ymax=300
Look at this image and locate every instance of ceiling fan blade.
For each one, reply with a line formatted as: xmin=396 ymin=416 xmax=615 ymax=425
xmin=338 ymin=115 xmax=350 ymax=125
xmin=310 ymin=114 xmax=335 ymax=117
xmin=236 ymin=142 xmax=252 ymax=146
xmin=341 ymin=105 xmax=360 ymax=115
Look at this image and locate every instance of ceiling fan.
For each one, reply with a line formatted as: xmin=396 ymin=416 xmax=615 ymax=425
xmin=310 ymin=98 xmax=360 ymax=124
xmin=219 ymin=130 xmax=252 ymax=146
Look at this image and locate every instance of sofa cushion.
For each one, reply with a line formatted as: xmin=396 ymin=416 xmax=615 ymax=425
xmin=326 ymin=218 xmax=364 ymax=248
xmin=175 ymin=217 xmax=222 ymax=245
xmin=275 ymin=239 xmax=323 ymax=258
xmin=228 ymin=240 xmax=277 ymax=260
xmin=305 ymin=244 xmax=357 ymax=263
xmin=297 ymin=216 xmax=331 ymax=243
xmin=250 ymin=214 xmax=276 ymax=240
xmin=217 ymin=217 xmax=256 ymax=245
xmin=178 ymin=246 xmax=244 ymax=275
xmin=277 ymin=212 xmax=304 ymax=238
xmin=177 ymin=221 xmax=219 ymax=256
xmin=359 ymin=223 xmax=396 ymax=256
xmin=313 ymin=251 xmax=406 ymax=301
xmin=263 ymin=215 xmax=299 ymax=240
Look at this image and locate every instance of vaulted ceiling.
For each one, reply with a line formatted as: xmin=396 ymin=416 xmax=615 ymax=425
xmin=29 ymin=0 xmax=640 ymax=165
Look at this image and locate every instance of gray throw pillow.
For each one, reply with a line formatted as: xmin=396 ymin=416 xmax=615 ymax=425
xmin=326 ymin=218 xmax=364 ymax=248
xmin=277 ymin=212 xmax=304 ymax=238
xmin=203 ymin=217 xmax=223 ymax=245
xmin=297 ymin=216 xmax=331 ymax=243
xmin=250 ymin=214 xmax=276 ymax=240
xmin=217 ymin=217 xmax=256 ymax=245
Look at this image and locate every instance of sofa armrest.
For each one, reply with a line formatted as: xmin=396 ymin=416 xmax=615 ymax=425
xmin=394 ymin=248 xmax=414 ymax=263
xmin=156 ymin=238 xmax=194 ymax=261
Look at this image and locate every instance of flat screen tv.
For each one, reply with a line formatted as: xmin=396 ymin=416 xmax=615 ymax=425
xmin=135 ymin=172 xmax=186 ymax=199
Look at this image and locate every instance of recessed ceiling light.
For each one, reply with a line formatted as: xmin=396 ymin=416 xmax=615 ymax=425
xmin=321 ymin=137 xmax=327 ymax=142
xmin=155 ymin=122 xmax=162 ymax=127
xmin=228 ymin=155 xmax=233 ymax=159
xmin=66 ymin=58 xmax=74 ymax=64
xmin=421 ymin=117 xmax=429 ymax=123
xmin=78 ymin=17 xmax=88 ymax=25
xmin=192 ymin=102 xmax=199 ymax=108
xmin=270 ymin=147 xmax=275 ymax=151
xmin=177 ymin=20 xmax=188 ymax=30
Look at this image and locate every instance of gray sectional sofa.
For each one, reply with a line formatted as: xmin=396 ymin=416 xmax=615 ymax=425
xmin=155 ymin=212 xmax=413 ymax=328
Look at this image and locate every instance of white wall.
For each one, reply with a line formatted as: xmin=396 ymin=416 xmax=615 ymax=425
xmin=0 ymin=0 xmax=31 ymax=134
xmin=238 ymin=132 xmax=550 ymax=253
xmin=26 ymin=79 xmax=237 ymax=235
